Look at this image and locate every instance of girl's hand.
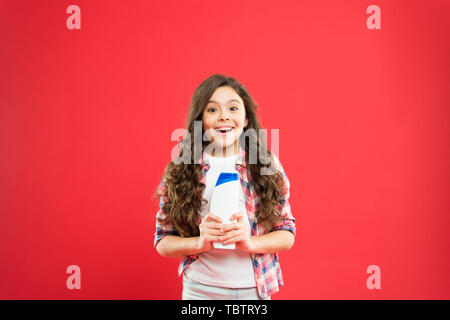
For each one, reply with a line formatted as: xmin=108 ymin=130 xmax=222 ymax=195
xmin=196 ymin=213 xmax=224 ymax=253
xmin=219 ymin=212 xmax=254 ymax=253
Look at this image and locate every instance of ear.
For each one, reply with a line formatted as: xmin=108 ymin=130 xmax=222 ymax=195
xmin=244 ymin=118 xmax=248 ymax=128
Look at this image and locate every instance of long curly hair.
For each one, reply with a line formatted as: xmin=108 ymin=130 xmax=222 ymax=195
xmin=155 ymin=74 xmax=286 ymax=237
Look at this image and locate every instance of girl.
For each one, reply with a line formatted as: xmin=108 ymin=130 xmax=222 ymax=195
xmin=154 ymin=74 xmax=296 ymax=300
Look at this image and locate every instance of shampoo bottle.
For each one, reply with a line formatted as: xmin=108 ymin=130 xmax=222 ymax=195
xmin=210 ymin=172 xmax=240 ymax=250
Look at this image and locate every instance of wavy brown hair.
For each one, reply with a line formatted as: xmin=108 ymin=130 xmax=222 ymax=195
xmin=155 ymin=74 xmax=287 ymax=237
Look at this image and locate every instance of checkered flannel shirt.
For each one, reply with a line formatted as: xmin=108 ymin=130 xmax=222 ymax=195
xmin=154 ymin=147 xmax=296 ymax=298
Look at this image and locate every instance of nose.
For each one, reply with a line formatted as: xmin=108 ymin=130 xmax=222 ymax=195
xmin=218 ymin=108 xmax=231 ymax=121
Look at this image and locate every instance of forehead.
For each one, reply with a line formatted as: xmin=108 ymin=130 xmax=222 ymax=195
xmin=208 ymin=86 xmax=243 ymax=105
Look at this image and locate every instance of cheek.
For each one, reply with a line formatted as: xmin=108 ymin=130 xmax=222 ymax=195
xmin=202 ymin=116 xmax=213 ymax=131
xmin=236 ymin=116 xmax=246 ymax=128
xmin=202 ymin=121 xmax=210 ymax=131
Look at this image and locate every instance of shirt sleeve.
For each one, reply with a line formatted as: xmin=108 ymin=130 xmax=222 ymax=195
xmin=269 ymin=154 xmax=296 ymax=236
xmin=154 ymin=177 xmax=180 ymax=247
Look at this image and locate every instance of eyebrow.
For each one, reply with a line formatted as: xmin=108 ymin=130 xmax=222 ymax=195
xmin=208 ymin=99 xmax=242 ymax=105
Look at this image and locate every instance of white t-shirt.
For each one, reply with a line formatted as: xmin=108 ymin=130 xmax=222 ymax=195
xmin=183 ymin=151 xmax=256 ymax=288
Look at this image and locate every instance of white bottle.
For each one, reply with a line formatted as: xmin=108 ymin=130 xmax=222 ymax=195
xmin=210 ymin=172 xmax=240 ymax=250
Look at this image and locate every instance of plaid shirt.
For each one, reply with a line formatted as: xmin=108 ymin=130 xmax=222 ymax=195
xmin=154 ymin=146 xmax=296 ymax=299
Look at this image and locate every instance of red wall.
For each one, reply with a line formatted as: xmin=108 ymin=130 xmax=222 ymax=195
xmin=1 ymin=0 xmax=449 ymax=299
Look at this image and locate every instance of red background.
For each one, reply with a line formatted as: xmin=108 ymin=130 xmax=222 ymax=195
xmin=1 ymin=0 xmax=449 ymax=299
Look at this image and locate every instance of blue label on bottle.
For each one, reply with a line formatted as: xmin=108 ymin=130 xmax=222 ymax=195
xmin=215 ymin=172 xmax=239 ymax=187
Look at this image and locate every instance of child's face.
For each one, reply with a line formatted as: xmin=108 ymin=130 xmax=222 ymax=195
xmin=202 ymin=86 xmax=248 ymax=156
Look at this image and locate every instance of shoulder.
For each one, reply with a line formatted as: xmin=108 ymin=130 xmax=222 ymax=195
xmin=271 ymin=153 xmax=285 ymax=172
xmin=156 ymin=176 xmax=168 ymax=197
xmin=272 ymin=153 xmax=281 ymax=166
xmin=271 ymin=153 xmax=290 ymax=189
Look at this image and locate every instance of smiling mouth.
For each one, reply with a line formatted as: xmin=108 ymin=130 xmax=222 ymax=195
xmin=215 ymin=127 xmax=234 ymax=134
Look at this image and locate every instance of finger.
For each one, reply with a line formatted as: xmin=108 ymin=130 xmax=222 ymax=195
xmin=204 ymin=213 xmax=223 ymax=223
xmin=203 ymin=221 xmax=224 ymax=230
xmin=220 ymin=229 xmax=245 ymax=242
xmin=229 ymin=212 xmax=244 ymax=222
xmin=221 ymin=222 xmax=243 ymax=233
xmin=222 ymin=234 xmax=247 ymax=245
xmin=205 ymin=234 xmax=221 ymax=242
xmin=204 ymin=228 xmax=223 ymax=236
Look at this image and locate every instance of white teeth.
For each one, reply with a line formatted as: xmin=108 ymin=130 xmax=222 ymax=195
xmin=215 ymin=127 xmax=233 ymax=132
